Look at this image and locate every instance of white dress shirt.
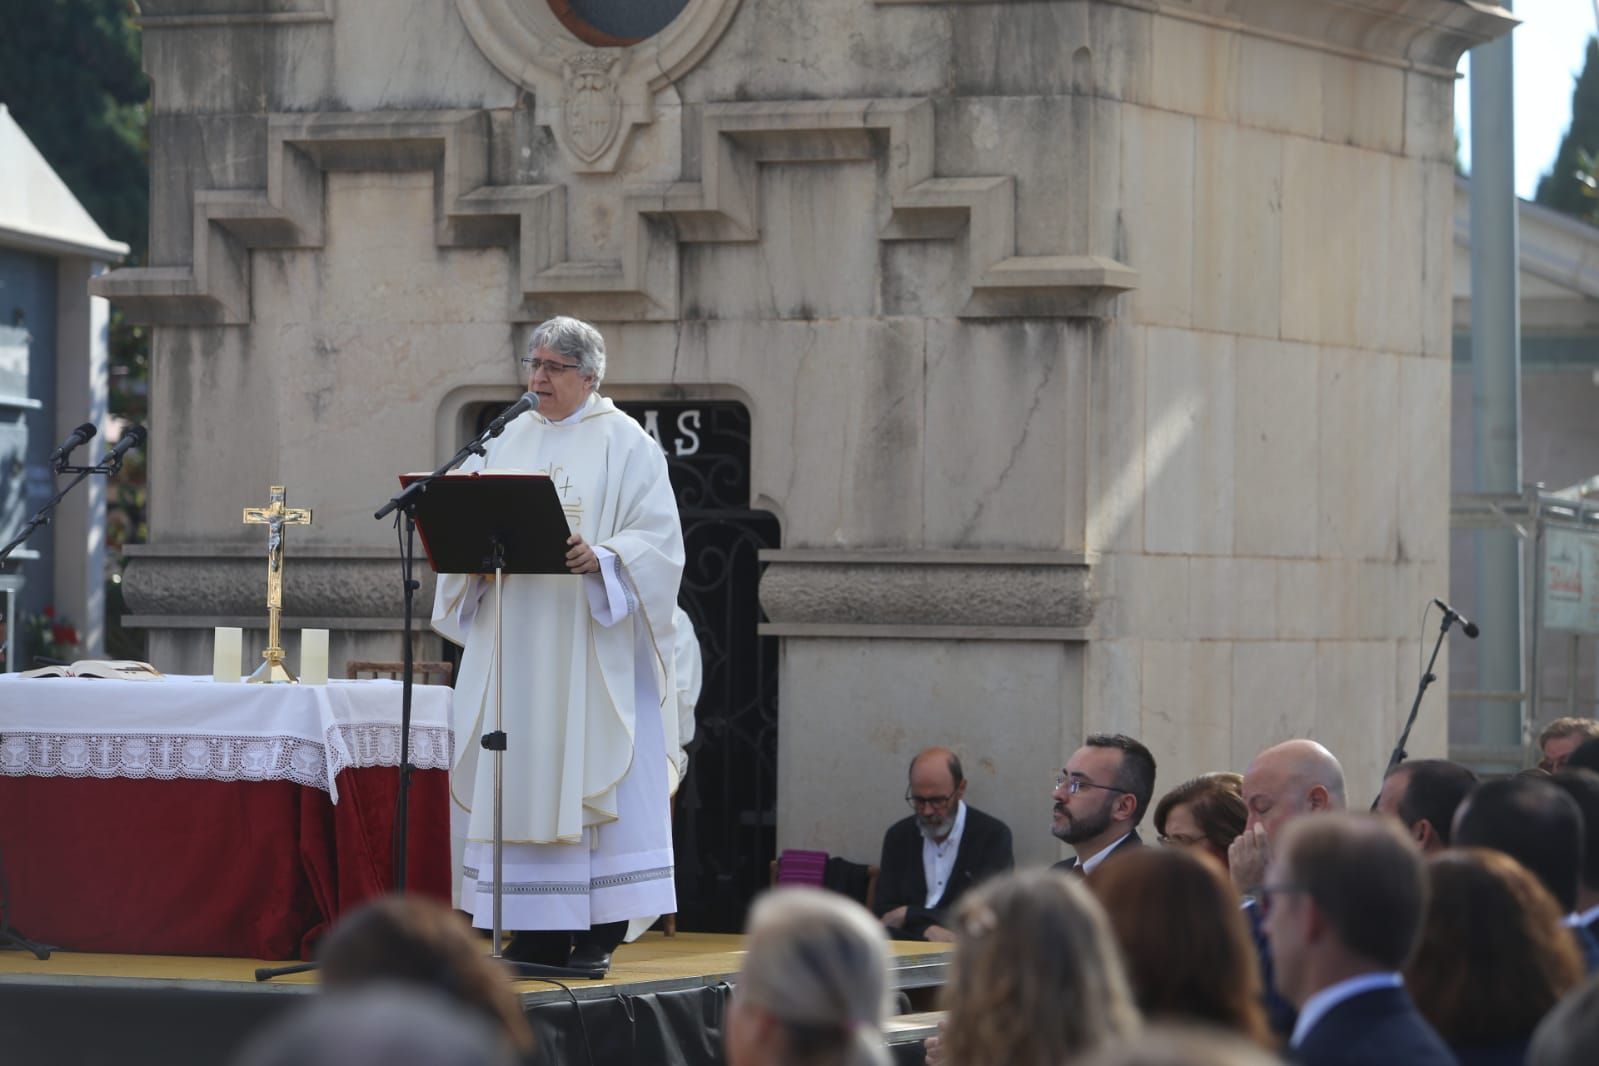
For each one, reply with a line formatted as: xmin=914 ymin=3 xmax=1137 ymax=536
xmin=923 ymin=800 xmax=968 ymax=908
xmin=1078 ymin=829 xmax=1134 ymax=876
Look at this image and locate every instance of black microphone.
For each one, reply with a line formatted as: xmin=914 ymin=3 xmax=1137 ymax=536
xmin=49 ymin=422 xmax=97 ymax=466
xmin=486 ymin=391 xmax=539 ymax=435
xmin=1432 ymin=598 xmax=1480 ymax=639
xmin=104 ymin=425 xmax=148 ymax=466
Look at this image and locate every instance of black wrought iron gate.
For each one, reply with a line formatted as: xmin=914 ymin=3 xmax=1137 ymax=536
xmin=617 ymin=400 xmax=779 ymax=932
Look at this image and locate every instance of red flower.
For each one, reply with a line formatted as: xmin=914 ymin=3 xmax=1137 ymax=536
xmin=52 ymin=623 xmax=78 ymax=646
xmin=42 ymin=606 xmax=55 ymax=619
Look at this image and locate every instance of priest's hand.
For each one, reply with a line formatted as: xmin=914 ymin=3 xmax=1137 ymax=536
xmin=565 ymin=533 xmax=600 ymax=574
xmin=880 ymin=905 xmax=908 ymax=930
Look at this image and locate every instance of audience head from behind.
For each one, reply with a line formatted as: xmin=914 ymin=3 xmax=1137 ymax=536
xmin=1074 ymin=1024 xmax=1286 ymax=1066
xmin=316 ymin=894 xmax=534 ymax=1059
xmin=906 ymin=747 xmax=966 ymax=843
xmin=1550 ymin=768 xmax=1599 ymax=920
xmin=1051 ymin=733 xmax=1157 ymax=869
xmin=1264 ymin=814 xmax=1456 ymax=1065
xmin=1088 ymin=845 xmax=1270 ymax=1047
xmin=1152 ymin=771 xmax=1247 ymax=868
xmin=941 ymin=869 xmax=1139 ymax=1066
xmin=1404 ymin=848 xmax=1583 ymax=1059
xmin=1538 ymin=717 xmax=1599 ymax=774
xmin=1265 ymin=813 xmax=1424 ymax=1006
xmin=1374 ymin=759 xmax=1478 ymax=854
xmin=1567 ymin=736 xmax=1599 ymax=775
xmin=1528 ymin=973 xmax=1599 ymax=1066
xmin=727 ymin=887 xmax=891 ymax=1066
xmin=1453 ymin=776 xmax=1585 ymax=914
xmin=231 ymin=984 xmax=518 ymax=1066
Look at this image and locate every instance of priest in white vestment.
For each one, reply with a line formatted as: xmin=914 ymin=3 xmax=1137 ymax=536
xmin=431 ymin=316 xmax=684 ymax=975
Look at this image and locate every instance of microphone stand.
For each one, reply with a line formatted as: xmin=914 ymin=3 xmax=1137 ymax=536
xmin=2 ymin=437 xmax=140 ymax=959
xmin=1371 ymin=609 xmax=1460 ymax=809
xmin=257 ymin=397 xmax=587 ymax=982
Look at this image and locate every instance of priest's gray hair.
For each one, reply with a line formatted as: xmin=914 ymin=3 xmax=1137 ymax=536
xmin=529 ymin=315 xmax=606 ymax=390
xmin=736 ymin=887 xmax=892 ymax=1066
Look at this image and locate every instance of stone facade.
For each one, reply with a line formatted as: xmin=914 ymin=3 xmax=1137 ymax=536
xmin=100 ymin=0 xmax=1512 ymax=867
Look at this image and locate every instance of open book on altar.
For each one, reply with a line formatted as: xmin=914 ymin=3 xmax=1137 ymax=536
xmin=20 ymin=659 xmax=165 ymax=681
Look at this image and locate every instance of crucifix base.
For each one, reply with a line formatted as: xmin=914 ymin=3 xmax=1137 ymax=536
xmin=247 ymin=652 xmax=298 ymax=684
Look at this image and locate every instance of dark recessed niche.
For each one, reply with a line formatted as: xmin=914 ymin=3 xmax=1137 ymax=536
xmin=548 ymin=0 xmax=690 ymax=46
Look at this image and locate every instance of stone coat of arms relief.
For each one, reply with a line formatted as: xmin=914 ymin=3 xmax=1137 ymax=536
xmin=455 ymin=0 xmax=743 ymax=173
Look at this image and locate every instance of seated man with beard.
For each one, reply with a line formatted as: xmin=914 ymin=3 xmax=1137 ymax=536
xmin=873 ymin=747 xmax=1015 ymax=942
xmin=1051 ymin=733 xmax=1157 ymax=877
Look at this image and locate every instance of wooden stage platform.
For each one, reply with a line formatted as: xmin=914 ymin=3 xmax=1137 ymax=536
xmin=0 ymin=932 xmax=950 ymax=1065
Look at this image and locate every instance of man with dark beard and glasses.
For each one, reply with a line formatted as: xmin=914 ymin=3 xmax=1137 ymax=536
xmin=1051 ymin=734 xmax=1157 ymax=877
xmin=873 ymin=747 xmax=1014 ymax=941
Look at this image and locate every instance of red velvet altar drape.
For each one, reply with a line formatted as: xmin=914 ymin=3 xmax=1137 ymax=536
xmin=0 ymin=767 xmax=449 ymax=960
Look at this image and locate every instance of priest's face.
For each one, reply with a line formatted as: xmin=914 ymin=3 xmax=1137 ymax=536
xmin=525 ymin=345 xmax=593 ymax=422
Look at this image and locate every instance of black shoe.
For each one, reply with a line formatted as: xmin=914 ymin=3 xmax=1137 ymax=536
xmin=501 ymin=930 xmax=573 ymax=967
xmin=567 ymin=942 xmax=612 ymax=978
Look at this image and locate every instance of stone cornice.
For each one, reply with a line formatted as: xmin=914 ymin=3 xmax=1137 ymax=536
xmin=874 ymin=0 xmax=1514 ymax=77
xmin=758 ymin=551 xmax=1095 ymax=640
xmin=120 ymin=548 xmax=422 ymax=620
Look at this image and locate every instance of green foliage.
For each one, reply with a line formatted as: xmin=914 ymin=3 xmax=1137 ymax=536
xmin=0 ymin=1 xmax=149 ymax=261
xmin=1536 ymin=39 xmax=1599 ymax=219
xmin=0 ymin=1 xmax=151 ymax=651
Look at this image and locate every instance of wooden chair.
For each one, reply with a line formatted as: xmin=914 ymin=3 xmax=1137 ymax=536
xmin=345 ymin=660 xmax=455 ymax=686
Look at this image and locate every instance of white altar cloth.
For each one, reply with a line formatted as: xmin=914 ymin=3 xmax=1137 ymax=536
xmin=0 ymin=675 xmax=453 ymax=803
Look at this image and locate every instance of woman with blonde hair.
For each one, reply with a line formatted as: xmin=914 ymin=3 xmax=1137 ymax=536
xmin=726 ymin=888 xmax=892 ymax=1066
xmin=939 ymin=869 xmax=1140 ymax=1066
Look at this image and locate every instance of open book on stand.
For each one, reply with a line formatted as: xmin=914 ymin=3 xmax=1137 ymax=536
xmin=20 ymin=659 xmax=165 ymax=680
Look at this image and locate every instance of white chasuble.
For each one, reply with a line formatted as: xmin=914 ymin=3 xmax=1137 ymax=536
xmin=431 ymin=393 xmax=684 ymax=928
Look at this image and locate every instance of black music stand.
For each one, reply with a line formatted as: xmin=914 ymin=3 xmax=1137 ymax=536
xmin=409 ymin=473 xmax=589 ymax=974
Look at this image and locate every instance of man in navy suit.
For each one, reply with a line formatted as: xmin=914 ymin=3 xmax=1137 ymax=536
xmin=1265 ymin=812 xmax=1454 ymax=1066
xmin=873 ymin=747 xmax=1014 ymax=941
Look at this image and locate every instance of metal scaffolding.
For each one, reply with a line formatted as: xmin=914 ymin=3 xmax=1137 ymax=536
xmin=1450 ymin=482 xmax=1599 ymax=775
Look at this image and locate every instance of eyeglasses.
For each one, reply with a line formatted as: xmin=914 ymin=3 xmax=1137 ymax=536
xmin=520 ymin=357 xmax=582 ymax=375
xmin=1158 ymin=832 xmax=1206 ymax=848
xmin=905 ymin=792 xmax=955 ymax=811
xmin=1054 ymin=773 xmax=1131 ymax=797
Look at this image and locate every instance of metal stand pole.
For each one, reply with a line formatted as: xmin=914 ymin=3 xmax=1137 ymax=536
xmin=491 ymin=557 xmax=506 ymax=956
xmin=1371 ymin=612 xmax=1457 ymax=809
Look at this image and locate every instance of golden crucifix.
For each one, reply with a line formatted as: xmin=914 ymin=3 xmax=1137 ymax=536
xmin=243 ymin=484 xmax=313 ymax=683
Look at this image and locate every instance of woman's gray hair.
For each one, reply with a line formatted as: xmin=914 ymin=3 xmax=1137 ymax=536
xmin=737 ymin=887 xmax=892 ymax=1066
xmin=528 ymin=315 xmax=606 ymax=389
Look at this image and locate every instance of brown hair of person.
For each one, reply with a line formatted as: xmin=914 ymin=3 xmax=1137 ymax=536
xmin=1151 ymin=772 xmax=1247 ymax=862
xmin=1088 ymin=846 xmax=1271 ymax=1047
xmin=1404 ymin=848 xmax=1584 ymax=1046
xmin=939 ymin=869 xmax=1140 ymax=1066
xmin=318 ymin=895 xmax=535 ymax=1058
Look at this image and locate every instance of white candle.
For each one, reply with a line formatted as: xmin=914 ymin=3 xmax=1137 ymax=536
xmin=212 ymin=627 xmax=242 ymax=683
xmin=299 ymin=628 xmax=329 ymax=685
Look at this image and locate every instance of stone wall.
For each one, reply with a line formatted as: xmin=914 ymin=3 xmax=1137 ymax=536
xmin=101 ymin=0 xmax=1511 ymax=867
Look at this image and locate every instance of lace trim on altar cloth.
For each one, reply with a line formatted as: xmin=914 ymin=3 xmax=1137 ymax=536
xmin=0 ymin=723 xmax=454 ymax=797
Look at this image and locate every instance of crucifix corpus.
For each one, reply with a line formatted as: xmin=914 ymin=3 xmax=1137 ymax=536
xmin=242 ymin=484 xmax=313 ymax=683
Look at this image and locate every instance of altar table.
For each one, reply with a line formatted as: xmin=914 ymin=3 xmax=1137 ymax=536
xmin=0 ymin=675 xmax=454 ymax=960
